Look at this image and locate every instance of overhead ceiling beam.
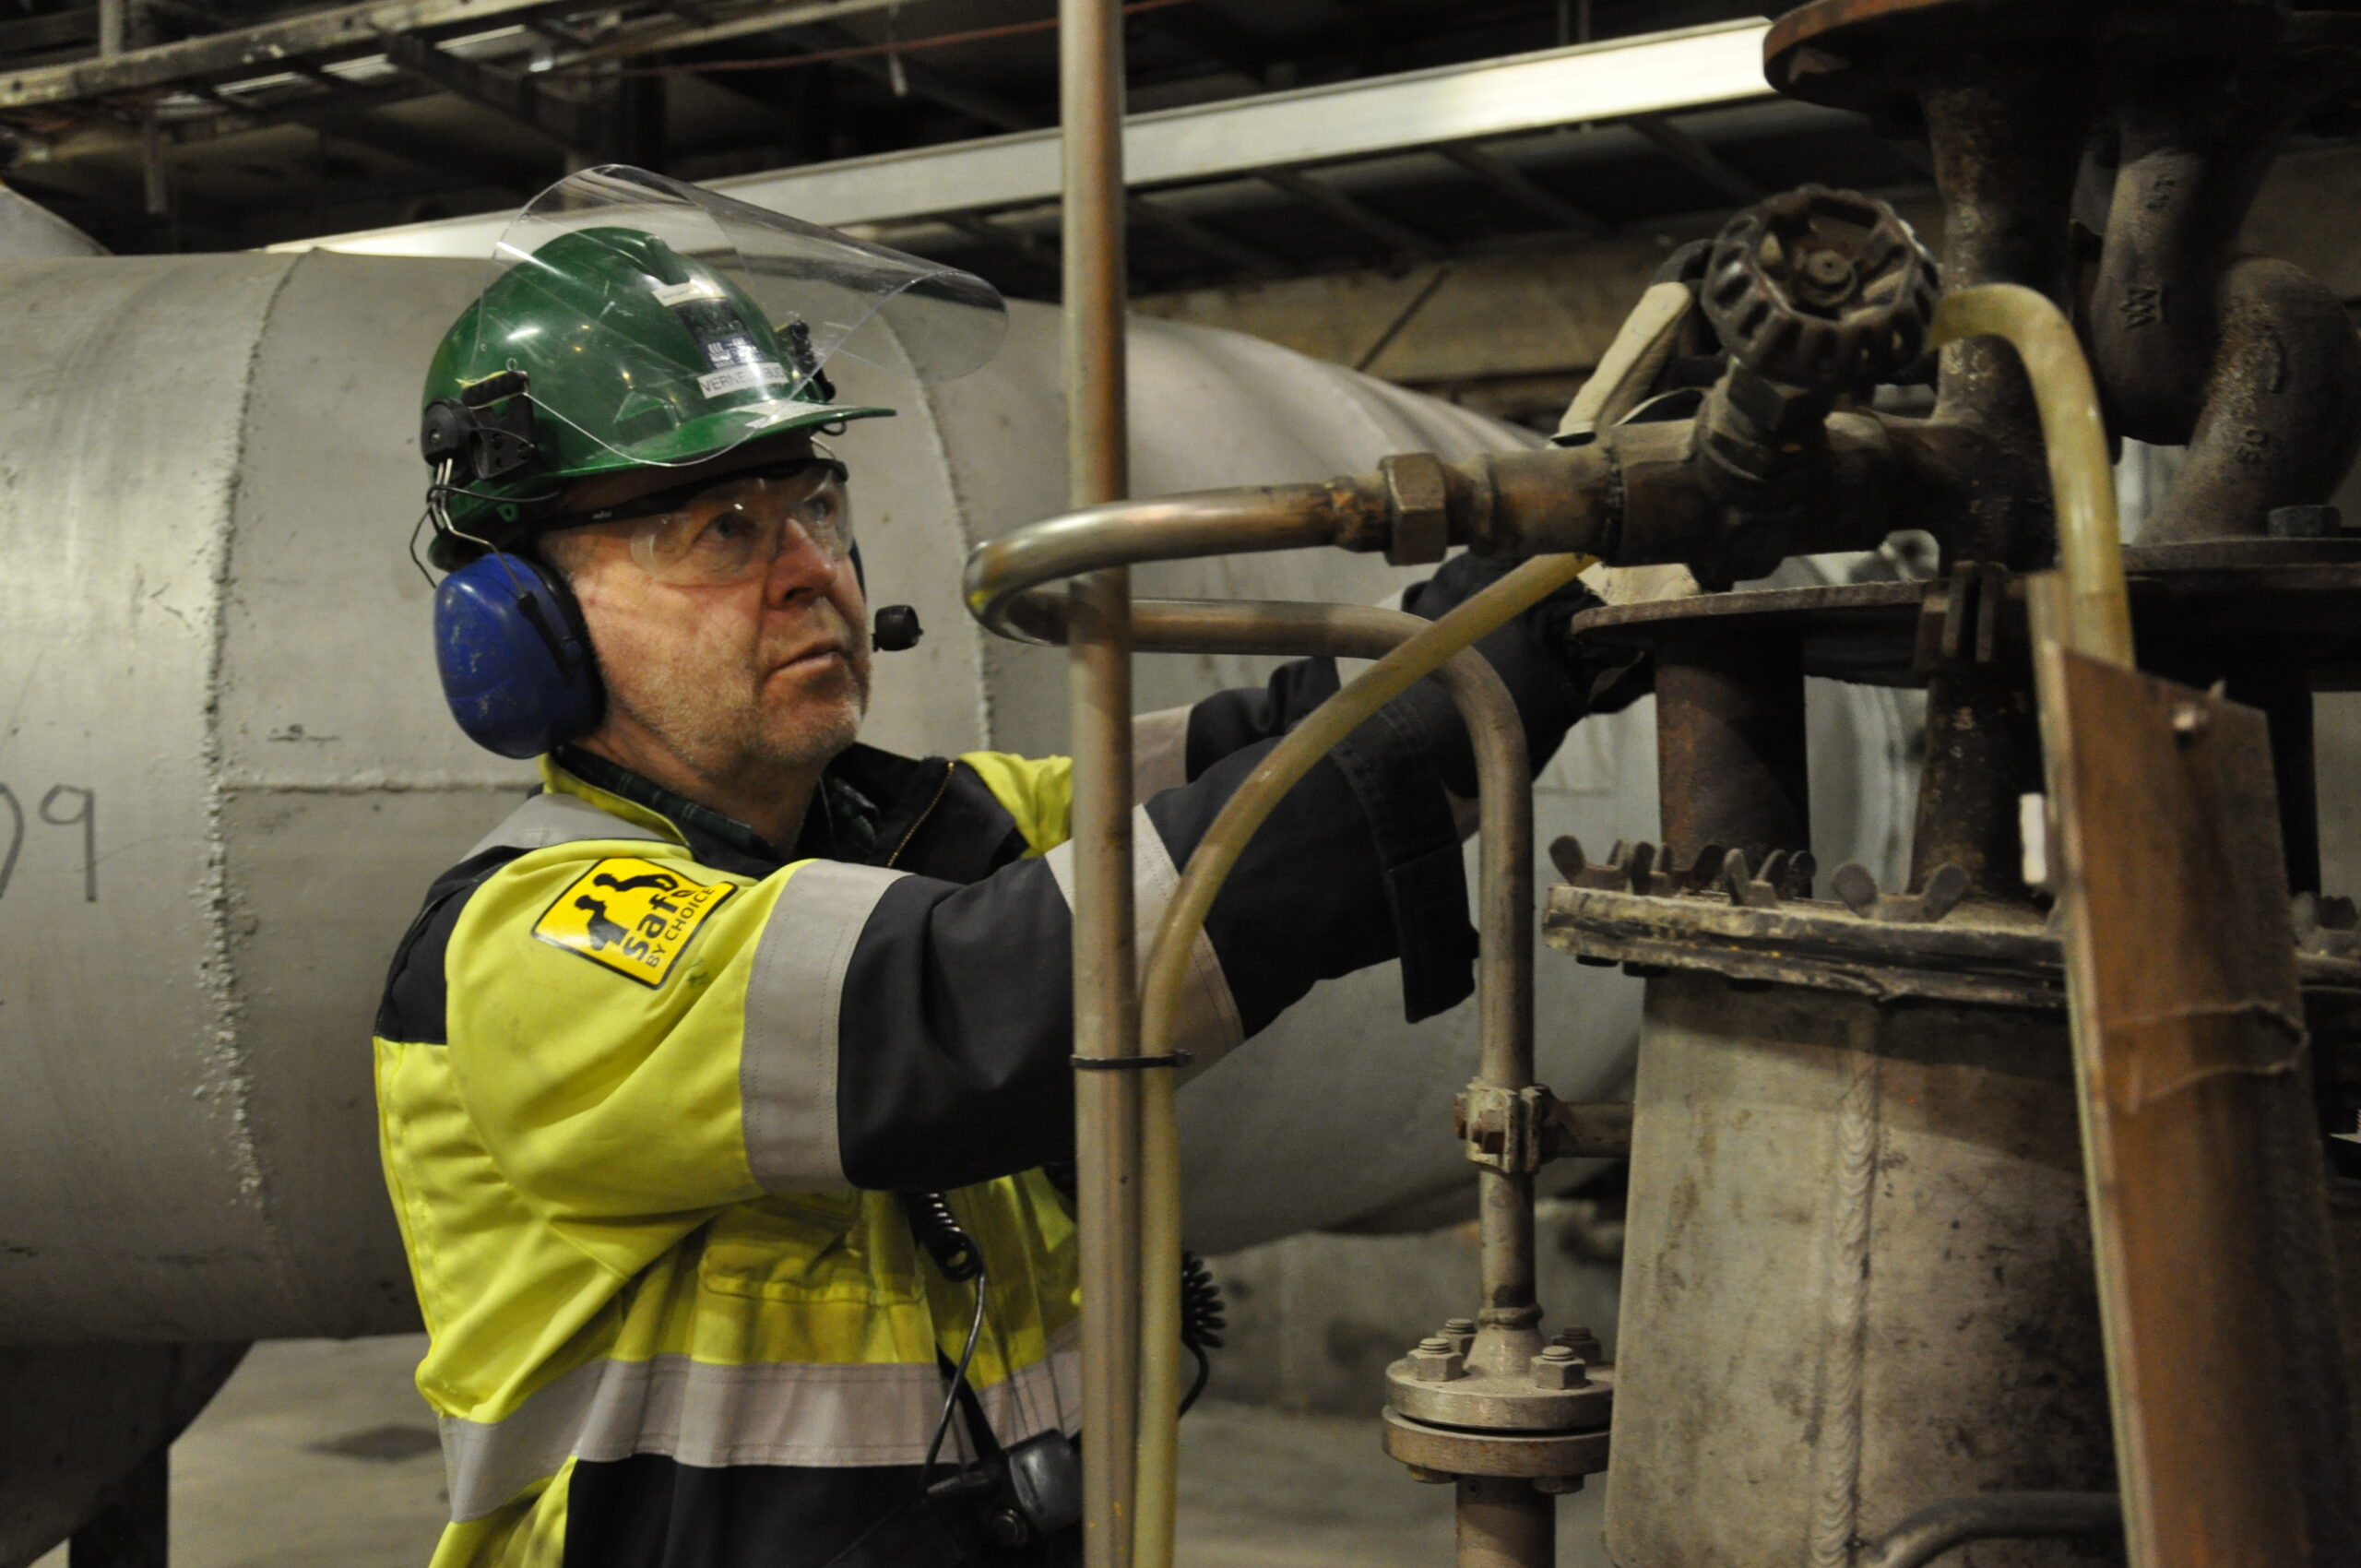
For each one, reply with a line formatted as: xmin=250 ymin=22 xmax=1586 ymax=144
xmin=1127 ymin=195 xmax=1286 ymax=277
xmin=0 ymin=0 xmax=919 ymax=112
xmin=193 ymin=75 xmax=551 ymax=189
xmin=1437 ymin=143 xmax=1609 ymax=238
xmin=0 ymin=6 xmax=98 ymax=55
xmin=1627 ymin=112 xmax=1765 ymax=204
xmin=783 ymin=21 xmax=1044 ymax=134
xmin=380 ymin=30 xmax=588 ymax=148
xmin=289 ymin=20 xmax=1784 ymax=256
xmin=1138 ymin=6 xmax=1274 ymax=89
xmin=1256 ymin=165 xmax=1442 ymax=262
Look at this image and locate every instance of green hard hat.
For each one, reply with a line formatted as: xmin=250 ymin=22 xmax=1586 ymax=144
xmin=420 ymin=224 xmax=891 ymax=559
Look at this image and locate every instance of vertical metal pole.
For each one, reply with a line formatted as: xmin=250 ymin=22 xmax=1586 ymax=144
xmin=97 ymin=0 xmax=125 ymax=56
xmin=1061 ymin=3 xmax=1136 ymax=1567
xmin=138 ymin=108 xmax=168 ymax=220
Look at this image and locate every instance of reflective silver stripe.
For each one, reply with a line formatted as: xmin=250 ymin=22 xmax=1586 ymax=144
xmin=466 ymin=791 xmax=671 ymax=859
xmin=1131 ymin=706 xmax=1192 ymax=804
xmin=440 ymin=1326 xmax=1083 ymax=1519
xmin=1044 ymin=808 xmax=1245 ymax=1075
xmin=742 ymin=860 xmax=908 ymax=1189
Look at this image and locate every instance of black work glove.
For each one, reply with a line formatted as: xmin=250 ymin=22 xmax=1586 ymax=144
xmin=1395 ymin=550 xmax=1640 ymax=796
xmin=1318 ymin=552 xmax=1635 ymax=1024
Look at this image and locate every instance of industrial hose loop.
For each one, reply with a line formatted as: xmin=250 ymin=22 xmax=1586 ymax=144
xmin=1928 ymin=284 xmax=2131 ymax=668
xmin=1126 ymin=551 xmax=1596 ymax=1568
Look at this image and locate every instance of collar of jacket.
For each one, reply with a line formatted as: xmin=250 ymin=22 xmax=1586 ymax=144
xmin=546 ymin=746 xmax=884 ymax=877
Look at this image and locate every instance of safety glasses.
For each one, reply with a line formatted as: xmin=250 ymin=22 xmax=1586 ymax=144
xmin=623 ymin=463 xmax=853 ymax=586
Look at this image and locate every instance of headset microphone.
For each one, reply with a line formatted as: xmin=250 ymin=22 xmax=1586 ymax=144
xmin=872 ymin=604 xmax=923 ymax=652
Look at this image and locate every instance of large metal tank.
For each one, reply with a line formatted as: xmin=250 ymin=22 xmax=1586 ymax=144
xmin=0 ymin=246 xmax=1917 ymax=1352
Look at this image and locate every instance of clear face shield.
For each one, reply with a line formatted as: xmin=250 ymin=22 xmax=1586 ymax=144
xmin=470 ymin=164 xmax=1008 ymax=474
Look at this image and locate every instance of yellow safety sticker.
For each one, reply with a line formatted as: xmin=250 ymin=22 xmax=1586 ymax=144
xmin=532 ymin=857 xmax=738 ymax=988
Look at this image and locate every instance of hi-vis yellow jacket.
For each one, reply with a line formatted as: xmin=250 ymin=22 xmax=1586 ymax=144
xmin=373 ymin=656 xmax=1487 ymax=1568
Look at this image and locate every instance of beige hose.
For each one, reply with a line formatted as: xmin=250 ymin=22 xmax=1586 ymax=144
xmin=1928 ymin=284 xmax=2133 ymax=668
xmin=1127 ymin=552 xmax=1596 ymax=1568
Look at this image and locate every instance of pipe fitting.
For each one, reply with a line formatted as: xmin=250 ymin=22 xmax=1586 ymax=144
xmin=1381 ymin=452 xmax=1452 ymax=565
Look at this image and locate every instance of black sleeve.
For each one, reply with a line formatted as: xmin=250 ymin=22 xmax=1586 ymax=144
xmin=374 ymin=846 xmax=527 ymax=1045
xmin=833 ymin=714 xmax=1468 ymax=1191
xmin=1181 ymin=657 xmax=1342 ymax=779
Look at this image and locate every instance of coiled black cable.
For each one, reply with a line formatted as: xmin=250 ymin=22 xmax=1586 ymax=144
xmin=1044 ymin=1160 xmax=1227 ymax=1417
xmin=900 ymin=1190 xmax=985 ymax=1282
xmin=1178 ymin=1248 xmax=1226 ymax=1416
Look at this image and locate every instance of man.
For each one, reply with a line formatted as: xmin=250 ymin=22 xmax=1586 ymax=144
xmin=376 ymin=179 xmax=1622 ymax=1568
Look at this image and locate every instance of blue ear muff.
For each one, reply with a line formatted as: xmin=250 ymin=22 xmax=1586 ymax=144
xmin=433 ymin=552 xmax=604 ymax=759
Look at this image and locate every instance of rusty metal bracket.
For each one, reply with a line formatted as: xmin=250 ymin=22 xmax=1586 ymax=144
xmin=1552 ymin=835 xmax=1816 ymax=904
xmin=1914 ymin=562 xmax=2016 ymax=673
xmin=1455 ymin=1083 xmax=1555 ymax=1174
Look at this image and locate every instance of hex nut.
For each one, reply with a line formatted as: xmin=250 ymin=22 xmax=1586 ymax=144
xmin=1442 ymin=1317 xmax=1477 ymax=1355
xmin=1408 ymin=1336 xmax=1465 ymax=1383
xmin=1722 ymin=362 xmax=1826 ymax=445
xmin=1381 ymin=452 xmax=1451 ymax=566
xmin=1553 ymin=1325 xmax=1605 ymax=1362
xmin=1531 ymin=1346 xmax=1590 ymax=1390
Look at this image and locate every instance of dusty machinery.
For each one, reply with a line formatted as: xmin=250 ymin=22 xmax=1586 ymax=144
xmin=972 ymin=2 xmax=2361 ymax=1565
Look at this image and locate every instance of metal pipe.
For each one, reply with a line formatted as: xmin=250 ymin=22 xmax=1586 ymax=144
xmin=1917 ymin=55 xmax=2087 ymax=570
xmin=1129 ymin=564 xmax=1584 ymax=1568
xmin=1857 ymin=1491 xmax=2119 ymax=1568
xmin=966 ymin=487 xmax=1369 ymax=640
xmin=1059 ymin=2 xmax=1136 ymax=1564
xmin=1021 ymin=594 xmax=1543 ymax=1568
xmin=1454 ymin=1478 xmax=1555 ymax=1568
xmin=1653 ymin=629 xmax=1809 ymax=872
xmin=1929 ymin=285 xmax=2130 ymax=669
xmin=2140 ymin=256 xmax=2361 ymax=543
xmin=2091 ymin=64 xmax=2293 ymax=448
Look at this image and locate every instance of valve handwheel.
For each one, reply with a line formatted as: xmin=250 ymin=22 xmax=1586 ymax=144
xmin=1701 ymin=184 xmax=1939 ymax=393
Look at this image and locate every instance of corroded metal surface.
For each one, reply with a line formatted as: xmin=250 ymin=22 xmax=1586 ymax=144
xmin=1379 ymin=1411 xmax=1612 ymax=1482
xmin=1606 ymin=976 xmax=2117 ymax=1568
xmin=1384 ymin=1357 xmax=1613 ymax=1434
xmin=1546 ymin=871 xmax=2361 ymax=1009
xmin=1547 ymin=882 xmax=2061 ymax=1007
xmin=2036 ymin=643 xmax=2361 ymax=1567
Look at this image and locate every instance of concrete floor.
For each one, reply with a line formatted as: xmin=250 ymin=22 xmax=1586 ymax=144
xmin=35 ymin=1336 xmax=1610 ymax=1567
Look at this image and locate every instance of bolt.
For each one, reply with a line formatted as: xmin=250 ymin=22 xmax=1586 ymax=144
xmin=2172 ymin=701 xmax=2210 ymax=739
xmin=1409 ymin=1336 xmax=1465 ymax=1383
xmin=1554 ymin=1324 xmax=1605 ymax=1361
xmin=1799 ymin=250 xmax=1857 ymax=303
xmin=1534 ymin=1475 xmax=1586 ymax=1495
xmin=1404 ymin=1465 xmax=1455 ymax=1485
xmin=1532 ymin=1344 xmax=1590 ymax=1389
xmin=1442 ymin=1317 xmax=1477 ymax=1355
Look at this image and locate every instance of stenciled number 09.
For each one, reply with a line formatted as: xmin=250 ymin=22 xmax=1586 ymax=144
xmin=0 ymin=783 xmax=97 ymax=904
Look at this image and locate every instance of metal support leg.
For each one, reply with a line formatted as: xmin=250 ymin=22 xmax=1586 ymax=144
xmin=1655 ymin=630 xmax=1809 ymax=870
xmin=70 ymin=1447 xmax=166 ymax=1568
xmin=1911 ymin=668 xmax=2039 ymax=898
